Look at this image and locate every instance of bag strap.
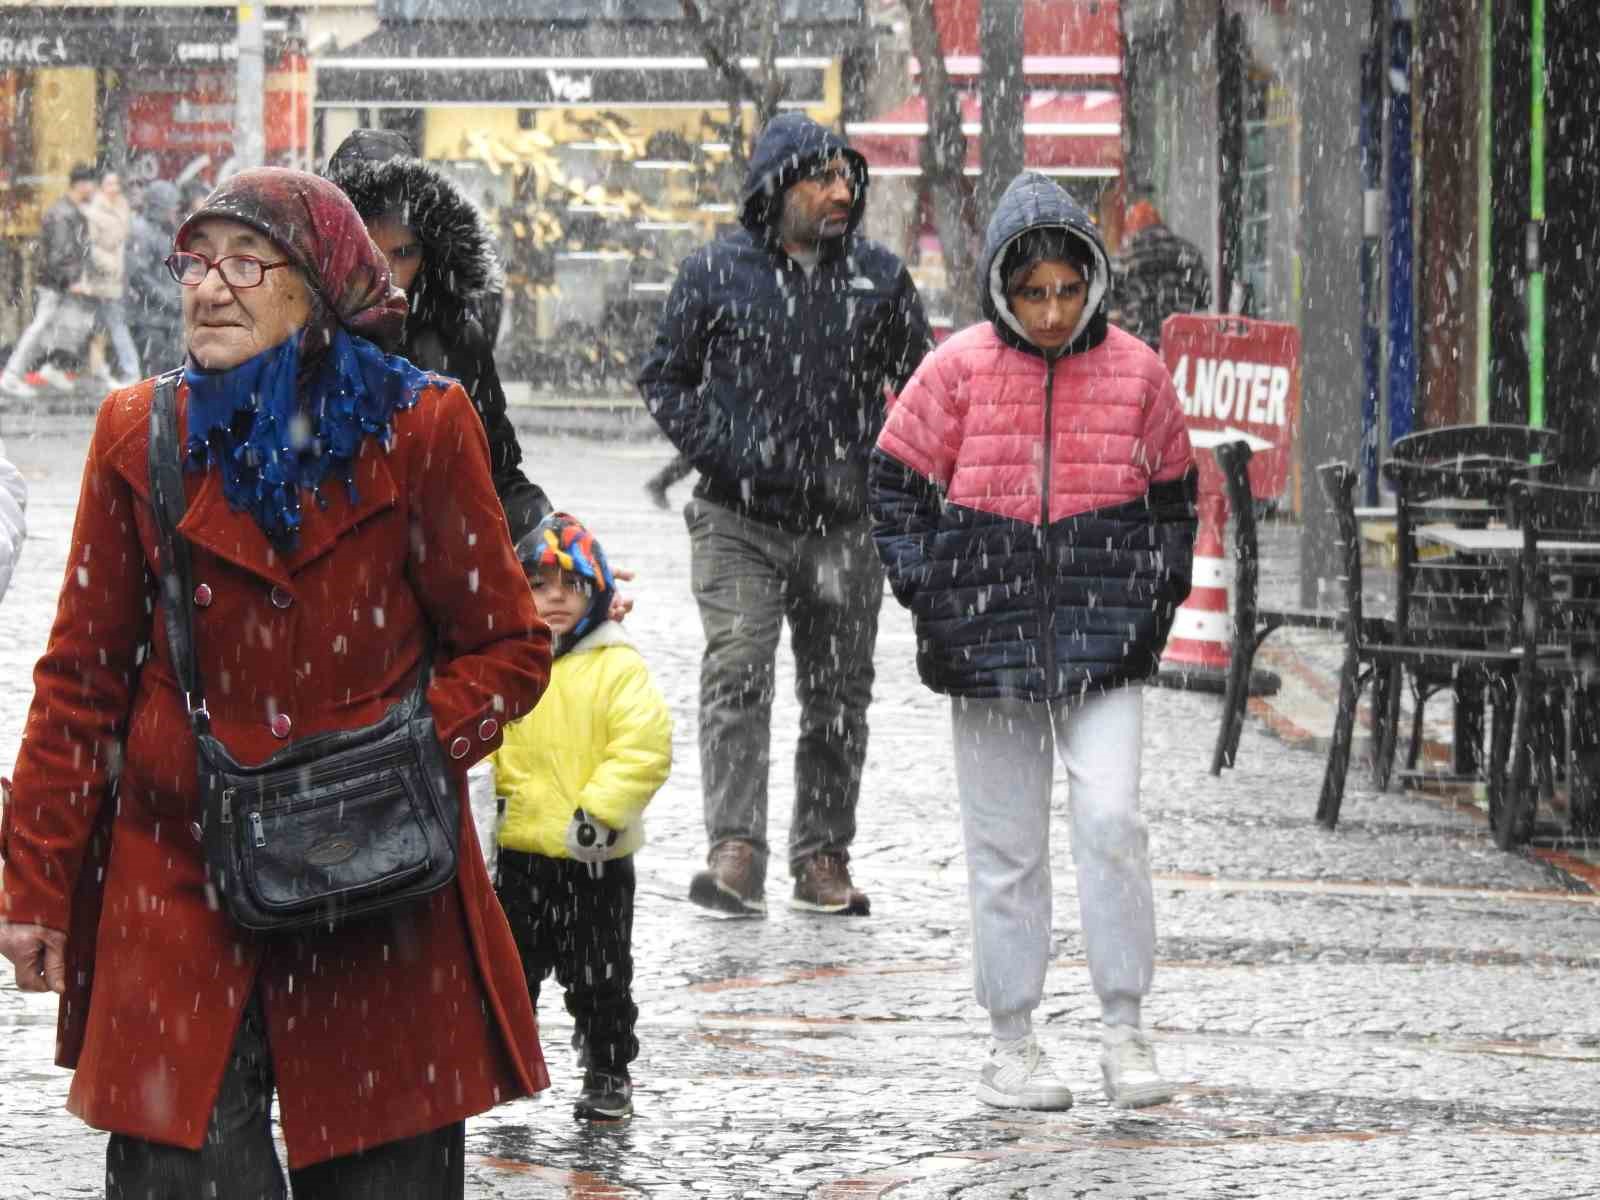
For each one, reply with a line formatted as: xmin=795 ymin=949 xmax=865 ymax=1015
xmin=146 ymin=371 xmax=434 ymax=733
xmin=147 ymin=370 xmax=211 ymax=734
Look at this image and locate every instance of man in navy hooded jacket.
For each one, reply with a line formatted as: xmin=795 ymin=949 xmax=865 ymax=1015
xmin=639 ymin=113 xmax=931 ymax=919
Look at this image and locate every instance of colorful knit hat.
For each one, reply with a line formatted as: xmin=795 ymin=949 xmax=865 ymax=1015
xmin=176 ymin=167 xmax=409 ymax=355
xmin=513 ymin=511 xmax=615 ymax=641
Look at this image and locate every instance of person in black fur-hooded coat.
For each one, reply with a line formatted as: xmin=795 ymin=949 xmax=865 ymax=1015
xmin=325 ymin=129 xmax=550 ymax=531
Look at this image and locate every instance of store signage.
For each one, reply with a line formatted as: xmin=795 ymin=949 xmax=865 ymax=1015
xmin=1163 ymin=313 xmax=1301 ymax=500
xmin=545 ymin=70 xmax=593 ymax=102
xmin=0 ymin=36 xmax=69 ymax=66
xmin=0 ymin=19 xmax=239 ymax=69
xmin=177 ymin=41 xmax=240 ymax=64
xmin=127 ymin=89 xmax=304 ymax=156
xmin=379 ymin=0 xmax=861 ymax=19
xmin=317 ymin=58 xmax=829 ymax=108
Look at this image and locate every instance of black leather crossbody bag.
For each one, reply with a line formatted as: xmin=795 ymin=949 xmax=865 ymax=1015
xmin=147 ymin=373 xmax=457 ymax=932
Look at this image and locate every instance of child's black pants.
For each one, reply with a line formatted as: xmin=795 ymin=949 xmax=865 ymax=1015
xmin=495 ymin=848 xmax=639 ymax=1073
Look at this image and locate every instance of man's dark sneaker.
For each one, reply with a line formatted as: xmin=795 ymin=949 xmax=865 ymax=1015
xmin=789 ymin=852 xmax=870 ymax=916
xmin=574 ymin=1068 xmax=633 ymax=1120
xmin=689 ymin=840 xmax=766 ymax=916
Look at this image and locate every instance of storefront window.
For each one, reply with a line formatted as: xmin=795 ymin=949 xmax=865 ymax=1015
xmin=309 ymin=104 xmax=774 ymax=394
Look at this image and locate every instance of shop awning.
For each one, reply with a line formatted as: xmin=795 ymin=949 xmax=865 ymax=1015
xmin=913 ymin=55 xmax=1120 ymax=82
xmin=313 ymin=21 xmax=843 ymax=108
xmin=845 ymin=90 xmax=1121 ymax=179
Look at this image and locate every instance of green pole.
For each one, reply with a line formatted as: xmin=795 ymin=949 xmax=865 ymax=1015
xmin=1476 ymin=2 xmax=1492 ymax=423
xmin=1528 ymin=0 xmax=1547 ymax=428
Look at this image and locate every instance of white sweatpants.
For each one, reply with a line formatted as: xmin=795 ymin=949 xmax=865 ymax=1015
xmin=951 ymin=686 xmax=1154 ymax=1038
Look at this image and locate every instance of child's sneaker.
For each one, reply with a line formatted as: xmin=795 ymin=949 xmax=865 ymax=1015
xmin=1100 ymin=1025 xmax=1175 ymax=1108
xmin=975 ymin=1034 xmax=1074 ymax=1110
xmin=574 ymin=1068 xmax=633 ymax=1120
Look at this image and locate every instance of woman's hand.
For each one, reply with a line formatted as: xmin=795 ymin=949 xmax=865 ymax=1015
xmin=0 ymin=922 xmax=67 ymax=994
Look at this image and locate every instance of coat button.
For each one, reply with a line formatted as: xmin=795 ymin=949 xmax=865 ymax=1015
xmin=270 ymin=586 xmax=294 ymax=609
xmin=477 ymin=718 xmax=499 ymax=741
xmin=193 ymin=583 xmax=213 ymax=608
xmin=270 ymin=712 xmax=293 ymax=739
xmin=189 ymin=821 xmax=203 ymax=843
xmin=449 ymin=736 xmax=471 ymax=760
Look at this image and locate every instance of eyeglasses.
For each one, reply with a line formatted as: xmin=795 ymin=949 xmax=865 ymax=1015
xmin=802 ymin=165 xmax=855 ymax=190
xmin=165 ymin=251 xmax=292 ymax=289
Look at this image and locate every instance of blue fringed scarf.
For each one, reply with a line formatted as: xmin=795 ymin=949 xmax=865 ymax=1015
xmin=184 ymin=330 xmax=445 ymax=549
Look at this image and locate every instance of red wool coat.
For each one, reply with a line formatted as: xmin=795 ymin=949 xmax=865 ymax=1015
xmin=0 ymin=376 xmax=552 ymax=1167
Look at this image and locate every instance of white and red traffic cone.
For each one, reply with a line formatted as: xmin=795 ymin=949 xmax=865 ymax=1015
xmin=1157 ymin=486 xmax=1233 ymax=690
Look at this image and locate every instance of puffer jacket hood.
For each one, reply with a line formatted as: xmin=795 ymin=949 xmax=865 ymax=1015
xmin=739 ymin=113 xmax=868 ymax=243
xmin=321 ymin=131 xmax=543 ymax=518
xmin=323 ymin=133 xmax=504 ymax=334
xmin=981 ymin=171 xmax=1110 ymax=357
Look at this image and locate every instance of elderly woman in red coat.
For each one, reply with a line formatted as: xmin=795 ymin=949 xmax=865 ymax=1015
xmin=0 ymin=168 xmax=551 ymax=1198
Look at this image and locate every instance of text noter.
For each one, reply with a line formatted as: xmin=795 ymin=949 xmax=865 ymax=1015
xmin=1171 ymin=355 xmax=1291 ymax=428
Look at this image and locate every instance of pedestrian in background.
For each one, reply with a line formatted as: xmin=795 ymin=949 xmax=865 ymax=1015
xmin=0 ymin=163 xmax=97 ymax=398
xmin=870 ymin=172 xmax=1197 ymax=1111
xmin=0 ymin=436 xmax=25 ymax=602
xmin=124 ymin=179 xmax=185 ymax=375
xmin=1107 ymin=193 xmax=1212 ymax=352
xmin=0 ymin=167 xmax=552 ymax=1196
xmin=639 ymin=113 xmax=931 ymax=919
xmin=323 ymin=129 xmax=550 ymax=533
xmin=82 ymin=170 xmax=142 ymax=387
xmin=491 ymin=511 xmax=672 ymax=1122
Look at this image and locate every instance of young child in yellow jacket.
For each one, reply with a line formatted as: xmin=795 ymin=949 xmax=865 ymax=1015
xmin=491 ymin=512 xmax=672 ymax=1121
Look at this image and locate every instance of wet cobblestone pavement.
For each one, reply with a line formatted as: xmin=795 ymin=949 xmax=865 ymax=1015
xmin=2 ymin=421 xmax=1597 ymax=1198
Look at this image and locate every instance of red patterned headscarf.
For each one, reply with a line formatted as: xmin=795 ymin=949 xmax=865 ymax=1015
xmin=176 ymin=167 xmax=409 ymax=353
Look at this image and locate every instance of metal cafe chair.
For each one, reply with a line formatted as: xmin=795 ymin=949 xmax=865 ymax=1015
xmin=1316 ymin=460 xmax=1526 ymax=830
xmin=1370 ymin=455 xmax=1558 ymax=793
xmin=1211 ymin=440 xmax=1357 ymax=774
xmin=1314 ymin=463 xmax=1398 ymax=826
xmin=1389 ymin=422 xmax=1563 ymax=468
xmin=1490 ymin=478 xmax=1600 ymax=849
xmin=1371 ymin=430 xmax=1560 ymax=789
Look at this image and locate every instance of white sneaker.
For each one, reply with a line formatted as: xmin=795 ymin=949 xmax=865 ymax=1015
xmin=36 ymin=363 xmax=77 ymax=392
xmin=975 ymin=1034 xmax=1074 ymax=1111
xmin=1100 ymin=1025 xmax=1176 ymax=1108
xmin=0 ymin=371 xmax=36 ymax=398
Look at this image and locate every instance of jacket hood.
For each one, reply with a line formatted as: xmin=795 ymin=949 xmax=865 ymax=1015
xmin=322 ymin=133 xmax=504 ymax=331
xmin=139 ymin=180 xmax=180 ymax=224
xmin=980 ymin=172 xmax=1110 ymax=357
xmin=568 ymin=618 xmax=630 ymax=656
xmin=327 ymin=128 xmax=415 ymax=170
xmin=739 ymin=113 xmax=868 ymax=243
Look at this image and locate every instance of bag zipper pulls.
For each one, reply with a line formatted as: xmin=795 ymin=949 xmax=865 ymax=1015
xmin=250 ymin=812 xmax=266 ymax=848
xmin=221 ymin=787 xmax=235 ymax=824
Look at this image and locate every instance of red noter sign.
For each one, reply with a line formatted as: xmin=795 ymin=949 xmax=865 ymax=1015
xmin=1161 ymin=314 xmax=1301 ymax=501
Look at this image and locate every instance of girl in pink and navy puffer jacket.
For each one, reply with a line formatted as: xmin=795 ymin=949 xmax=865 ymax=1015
xmin=869 ymin=172 xmax=1197 ymax=1114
